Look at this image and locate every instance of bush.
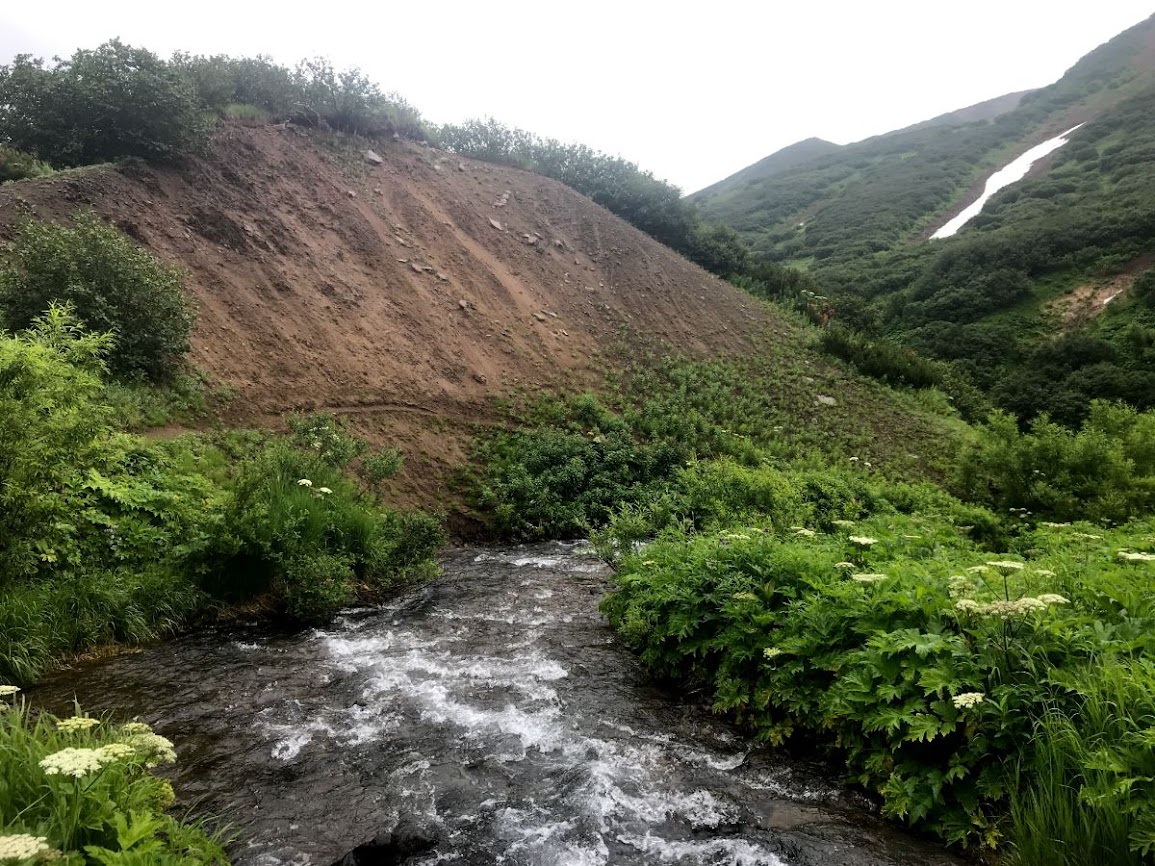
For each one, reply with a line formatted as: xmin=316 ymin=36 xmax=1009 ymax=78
xmin=0 ymin=213 xmax=195 ymax=380
xmin=954 ymin=401 xmax=1155 ymax=523
xmin=204 ymin=436 xmax=442 ymax=621
xmin=0 ymin=40 xmax=210 ymax=166
xmin=601 ymin=508 xmax=1155 ymax=851
xmin=0 ymin=145 xmax=51 ymax=182
xmin=0 ymin=699 xmax=228 ymax=863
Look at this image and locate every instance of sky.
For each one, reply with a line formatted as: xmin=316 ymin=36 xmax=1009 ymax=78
xmin=2 ymin=2 xmax=1153 ymax=192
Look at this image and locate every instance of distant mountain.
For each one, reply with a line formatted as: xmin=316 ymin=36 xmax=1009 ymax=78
xmin=690 ymin=13 xmax=1155 ymax=266
xmin=691 ymin=137 xmax=840 ymax=198
xmin=691 ymin=12 xmax=1155 ymax=428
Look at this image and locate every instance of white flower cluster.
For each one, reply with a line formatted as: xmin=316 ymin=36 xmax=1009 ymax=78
xmin=852 ymin=573 xmax=888 ymax=583
xmin=39 ymin=747 xmax=114 ymax=777
xmin=848 ymin=536 xmax=877 ymax=546
xmin=1118 ymin=550 xmax=1155 ymax=562
xmin=955 ymin=594 xmax=1069 ymax=619
xmin=0 ymin=834 xmax=54 ymax=861
xmin=834 ymin=561 xmax=856 ymax=569
xmin=832 ymin=519 xmax=856 ymax=528
xmin=985 ymin=560 xmax=1024 ymax=572
xmin=97 ymin=743 xmax=138 ymax=761
xmin=952 ymin=692 xmax=985 ymax=709
xmin=127 ymin=731 xmax=177 ymax=766
xmin=763 ymin=647 xmax=785 ymax=659
xmin=297 ymin=478 xmax=313 ymax=487
xmin=119 ymin=721 xmax=153 ymax=735
xmin=793 ymin=528 xmax=816 ymax=538
xmin=0 ymin=685 xmax=19 ymax=697
xmin=55 ymin=716 xmax=99 ymax=733
xmin=732 ymin=591 xmax=759 ymax=602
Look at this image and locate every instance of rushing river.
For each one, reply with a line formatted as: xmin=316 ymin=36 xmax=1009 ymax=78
xmin=931 ymin=123 xmax=1084 ymax=239
xmin=33 ymin=542 xmax=963 ymax=866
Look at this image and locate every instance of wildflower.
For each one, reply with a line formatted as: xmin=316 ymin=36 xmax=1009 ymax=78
xmin=640 ymin=560 xmax=656 ymax=567
xmin=0 ymin=834 xmax=54 ymax=861
xmin=1040 ymin=522 xmax=1071 ymax=528
xmin=794 ymin=528 xmax=816 ymax=537
xmin=863 ymin=461 xmax=872 ymax=468
xmin=852 ymin=573 xmax=888 ymax=583
xmin=952 ymin=692 xmax=985 ymax=709
xmin=848 ymin=456 xmax=859 ymax=462
xmin=119 ymin=721 xmax=153 ymax=735
xmin=1073 ymin=533 xmax=1103 ymax=540
xmin=1037 ymin=594 xmax=1069 ymax=605
xmin=965 ymin=565 xmax=989 ymax=574
xmin=0 ymin=685 xmax=19 ymax=696
xmin=1034 ymin=569 xmax=1056 ymax=577
xmin=834 ymin=561 xmax=856 ymax=569
xmin=55 ymin=716 xmax=99 ymax=733
xmin=732 ymin=592 xmax=759 ymax=602
xmin=832 ymin=519 xmax=855 ymax=528
xmin=39 ymin=747 xmax=113 ymax=777
xmin=955 ymin=599 xmax=982 ymax=613
xmin=317 ymin=487 xmax=333 ymax=495
xmin=1118 ymin=551 xmax=1155 ymax=562
xmin=985 ymin=560 xmax=1024 ymax=571
xmin=96 ymin=743 xmax=137 ymax=761
xmin=297 ymin=478 xmax=313 ymax=487
xmin=127 ymin=732 xmax=177 ymax=766
xmin=848 ymin=536 xmax=877 ymax=546
xmin=763 ymin=647 xmax=785 ymax=659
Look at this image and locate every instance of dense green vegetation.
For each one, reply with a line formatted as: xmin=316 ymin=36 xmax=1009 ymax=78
xmin=0 ymin=40 xmax=430 ymax=170
xmin=688 ymin=15 xmax=1155 ymax=427
xmin=0 ymin=696 xmax=228 ymax=864
xmin=0 ymin=216 xmax=443 ymax=685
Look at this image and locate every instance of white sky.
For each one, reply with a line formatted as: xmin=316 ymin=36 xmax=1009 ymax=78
xmin=2 ymin=2 xmax=1152 ymax=192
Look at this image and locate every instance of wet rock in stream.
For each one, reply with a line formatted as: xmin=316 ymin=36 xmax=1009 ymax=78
xmin=32 ymin=542 xmax=964 ymax=866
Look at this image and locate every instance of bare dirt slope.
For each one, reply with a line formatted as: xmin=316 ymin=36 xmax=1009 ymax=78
xmin=0 ymin=125 xmax=778 ymax=504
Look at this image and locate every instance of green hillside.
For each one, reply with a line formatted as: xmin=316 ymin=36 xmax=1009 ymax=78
xmin=690 ymin=13 xmax=1155 ymax=426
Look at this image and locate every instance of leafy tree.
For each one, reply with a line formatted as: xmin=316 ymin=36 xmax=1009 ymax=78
xmin=0 ymin=213 xmax=195 ymax=380
xmin=0 ymin=40 xmax=210 ymax=166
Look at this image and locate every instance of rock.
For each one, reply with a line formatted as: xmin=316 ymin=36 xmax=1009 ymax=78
xmin=523 ymin=234 xmax=538 ymax=245
xmin=411 ymin=263 xmax=424 ymax=274
xmin=533 ymin=312 xmax=548 ymax=322
xmin=489 ymin=218 xmax=504 ymax=231
xmin=547 ymin=310 xmax=559 ymax=318
xmin=458 ymin=299 xmax=469 ymax=310
xmin=436 ymin=272 xmax=449 ymax=282
xmin=815 ymin=395 xmax=837 ymax=407
xmin=392 ymin=132 xmax=401 ymax=141
xmin=347 ymin=190 xmax=357 ymax=198
xmin=458 ymin=162 xmax=467 ymax=172
xmin=364 ymin=149 xmax=384 ymax=165
xmin=472 ymin=372 xmax=488 ymax=384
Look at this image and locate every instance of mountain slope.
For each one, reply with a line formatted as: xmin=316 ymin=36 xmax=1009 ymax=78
xmin=691 ymin=13 xmax=1155 ymax=266
xmin=691 ymin=137 xmax=840 ymax=198
xmin=0 ymin=124 xmax=961 ymax=506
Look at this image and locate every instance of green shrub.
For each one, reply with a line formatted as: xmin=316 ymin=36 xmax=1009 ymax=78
xmin=0 ymin=213 xmax=195 ymax=380
xmin=204 ymin=439 xmax=442 ymax=621
xmin=0 ymin=145 xmax=51 ymax=182
xmin=0 ymin=40 xmax=210 ymax=166
xmin=954 ymin=401 xmax=1155 ymax=523
xmin=0 ymin=699 xmax=228 ymax=863
xmin=602 ymin=512 xmax=1155 ymax=850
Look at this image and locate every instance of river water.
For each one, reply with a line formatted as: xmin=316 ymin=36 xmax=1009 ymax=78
xmin=33 ymin=542 xmax=963 ymax=866
xmin=931 ymin=123 xmax=1084 ymax=239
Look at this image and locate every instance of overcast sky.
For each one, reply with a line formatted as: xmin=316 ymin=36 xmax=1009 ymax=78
xmin=2 ymin=2 xmax=1152 ymax=192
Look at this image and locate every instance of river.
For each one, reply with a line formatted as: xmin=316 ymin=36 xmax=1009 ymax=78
xmin=33 ymin=542 xmax=964 ymax=866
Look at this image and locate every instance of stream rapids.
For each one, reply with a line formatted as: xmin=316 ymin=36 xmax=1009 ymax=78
xmin=34 ymin=542 xmax=964 ymax=866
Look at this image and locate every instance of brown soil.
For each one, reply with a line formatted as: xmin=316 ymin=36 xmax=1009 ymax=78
xmin=0 ymin=125 xmax=777 ymax=509
xmin=1047 ymin=254 xmax=1155 ymax=327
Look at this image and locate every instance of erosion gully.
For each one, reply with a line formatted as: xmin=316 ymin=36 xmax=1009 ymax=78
xmin=33 ymin=542 xmax=964 ymax=866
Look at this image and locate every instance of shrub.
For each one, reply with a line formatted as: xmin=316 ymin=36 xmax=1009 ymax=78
xmin=204 ymin=438 xmax=442 ymax=621
xmin=0 ymin=145 xmax=51 ymax=182
xmin=954 ymin=401 xmax=1155 ymax=523
xmin=0 ymin=40 xmax=210 ymax=166
xmin=0 ymin=699 xmax=228 ymax=863
xmin=0 ymin=213 xmax=195 ymax=380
